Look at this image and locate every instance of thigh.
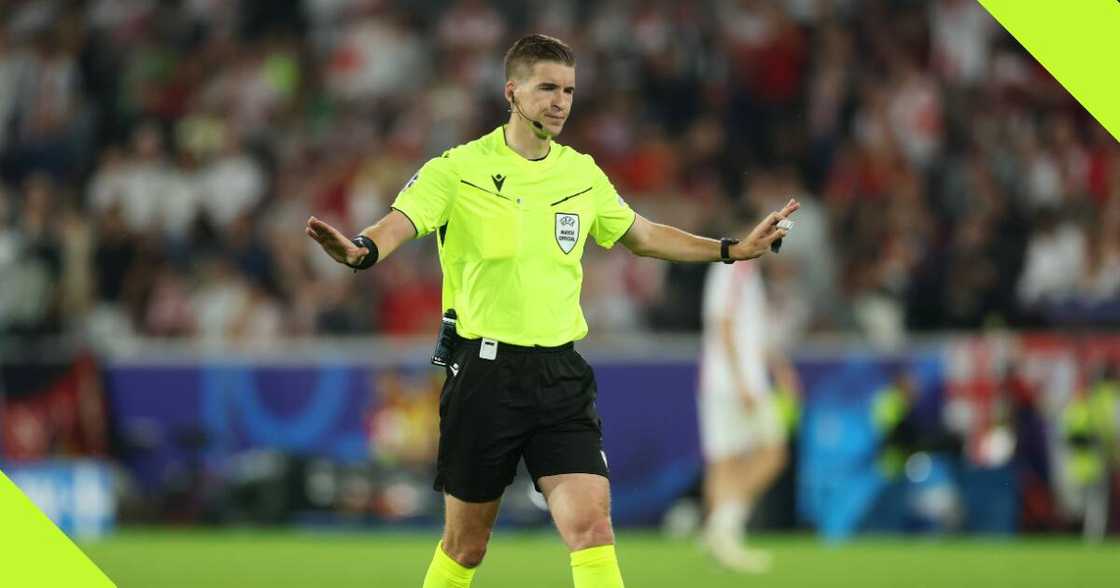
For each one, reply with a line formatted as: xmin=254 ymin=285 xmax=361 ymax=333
xmin=442 ymin=492 xmax=502 ymax=544
xmin=699 ymin=387 xmax=752 ymax=461
xmin=703 ymin=453 xmax=751 ymax=506
xmin=537 ymin=473 xmax=613 ymax=550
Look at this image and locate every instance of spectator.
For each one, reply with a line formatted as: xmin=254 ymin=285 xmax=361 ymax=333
xmin=195 ymin=130 xmax=265 ymax=232
xmin=1081 ymin=199 xmax=1120 ymax=302
xmin=0 ymin=0 xmax=1113 ymax=340
xmin=1017 ymin=208 xmax=1086 ymax=308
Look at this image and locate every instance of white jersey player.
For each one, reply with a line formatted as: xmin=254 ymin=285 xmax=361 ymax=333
xmin=697 ymin=259 xmax=794 ymax=573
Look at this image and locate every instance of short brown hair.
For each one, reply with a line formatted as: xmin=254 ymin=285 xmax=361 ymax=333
xmin=503 ymin=34 xmax=575 ymax=81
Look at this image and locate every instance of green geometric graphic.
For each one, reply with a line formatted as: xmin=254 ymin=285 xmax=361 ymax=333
xmin=0 ymin=469 xmax=116 ymax=587
xmin=980 ymin=0 xmax=1120 ymax=141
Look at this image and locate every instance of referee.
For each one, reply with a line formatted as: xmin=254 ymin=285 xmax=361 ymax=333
xmin=306 ymin=34 xmax=797 ymax=588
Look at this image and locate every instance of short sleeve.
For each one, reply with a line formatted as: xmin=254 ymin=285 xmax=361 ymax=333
xmin=587 ymin=163 xmax=636 ymax=249
xmin=390 ymin=154 xmax=457 ymax=238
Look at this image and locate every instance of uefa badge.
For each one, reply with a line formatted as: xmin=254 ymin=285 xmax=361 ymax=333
xmin=555 ymin=212 xmax=579 ymax=254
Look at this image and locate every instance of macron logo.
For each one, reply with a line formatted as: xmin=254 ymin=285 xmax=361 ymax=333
xmin=450 ymin=363 xmax=460 ymax=377
xmin=491 ymin=174 xmax=506 ymax=192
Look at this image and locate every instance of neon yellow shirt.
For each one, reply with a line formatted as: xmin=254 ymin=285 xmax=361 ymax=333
xmin=391 ymin=127 xmax=636 ymax=346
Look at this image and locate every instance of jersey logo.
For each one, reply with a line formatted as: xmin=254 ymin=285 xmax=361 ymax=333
xmin=555 ymin=213 xmax=579 ymax=254
xmin=491 ymin=173 xmax=506 ymax=192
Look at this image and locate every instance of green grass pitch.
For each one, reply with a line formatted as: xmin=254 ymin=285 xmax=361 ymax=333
xmin=80 ymin=529 xmax=1118 ymax=587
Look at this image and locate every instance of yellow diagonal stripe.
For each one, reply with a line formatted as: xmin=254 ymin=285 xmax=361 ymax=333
xmin=980 ymin=0 xmax=1120 ymax=141
xmin=0 ymin=469 xmax=116 ymax=587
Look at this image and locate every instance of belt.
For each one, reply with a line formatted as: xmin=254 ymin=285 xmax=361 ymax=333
xmin=458 ymin=337 xmax=574 ymax=354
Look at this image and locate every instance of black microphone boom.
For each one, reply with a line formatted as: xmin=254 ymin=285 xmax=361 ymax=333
xmin=512 ymin=95 xmax=548 ymax=135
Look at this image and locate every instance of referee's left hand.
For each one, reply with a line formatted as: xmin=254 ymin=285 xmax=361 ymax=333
xmin=733 ymin=198 xmax=799 ymax=260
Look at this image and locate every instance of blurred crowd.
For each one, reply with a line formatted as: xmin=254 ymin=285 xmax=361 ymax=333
xmin=0 ymin=0 xmax=1117 ymax=346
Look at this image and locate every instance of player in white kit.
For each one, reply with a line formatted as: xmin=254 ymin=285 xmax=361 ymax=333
xmin=698 ymin=255 xmax=797 ymax=573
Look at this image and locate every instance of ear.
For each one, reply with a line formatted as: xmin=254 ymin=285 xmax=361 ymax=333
xmin=504 ymin=79 xmax=517 ymax=104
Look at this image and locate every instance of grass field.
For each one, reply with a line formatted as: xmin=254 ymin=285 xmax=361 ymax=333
xmin=80 ymin=529 xmax=1118 ymax=587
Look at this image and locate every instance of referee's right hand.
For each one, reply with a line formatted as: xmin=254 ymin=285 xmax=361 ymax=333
xmin=305 ymin=216 xmax=371 ymax=267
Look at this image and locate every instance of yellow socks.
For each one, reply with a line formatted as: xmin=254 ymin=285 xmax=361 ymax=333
xmin=422 ymin=541 xmax=476 ymax=588
xmin=421 ymin=540 xmax=624 ymax=587
xmin=570 ymin=544 xmax=625 ymax=588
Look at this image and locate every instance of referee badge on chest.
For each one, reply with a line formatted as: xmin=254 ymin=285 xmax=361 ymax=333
xmin=555 ymin=212 xmax=580 ymax=254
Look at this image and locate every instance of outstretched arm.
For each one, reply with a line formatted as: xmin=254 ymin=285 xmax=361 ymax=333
xmin=305 ymin=209 xmax=418 ymax=268
xmin=619 ymin=198 xmax=799 ymax=262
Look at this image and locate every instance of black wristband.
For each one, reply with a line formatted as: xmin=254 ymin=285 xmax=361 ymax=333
xmin=349 ymin=235 xmax=379 ymax=270
xmin=720 ymin=237 xmax=740 ymax=264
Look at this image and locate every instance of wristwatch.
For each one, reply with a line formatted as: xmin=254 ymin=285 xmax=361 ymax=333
xmin=720 ymin=237 xmax=740 ymax=264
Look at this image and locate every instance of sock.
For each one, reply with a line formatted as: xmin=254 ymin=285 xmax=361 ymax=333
xmin=706 ymin=500 xmax=751 ymax=543
xmin=570 ymin=544 xmax=625 ymax=588
xmin=422 ymin=541 xmax=476 ymax=588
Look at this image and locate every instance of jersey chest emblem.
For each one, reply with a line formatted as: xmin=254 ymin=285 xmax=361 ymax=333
xmin=555 ymin=213 xmax=579 ymax=254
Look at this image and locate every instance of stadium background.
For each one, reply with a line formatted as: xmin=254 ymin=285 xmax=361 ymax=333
xmin=0 ymin=0 xmax=1117 ymax=586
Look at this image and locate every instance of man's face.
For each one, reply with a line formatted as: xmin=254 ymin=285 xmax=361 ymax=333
xmin=509 ymin=61 xmax=575 ymax=137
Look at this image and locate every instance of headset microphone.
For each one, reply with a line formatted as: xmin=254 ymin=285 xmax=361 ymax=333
xmin=511 ymin=94 xmax=550 ymax=139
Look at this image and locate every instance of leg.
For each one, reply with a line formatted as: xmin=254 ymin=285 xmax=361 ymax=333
xmin=422 ymin=494 xmax=501 ymax=588
xmin=705 ymin=442 xmax=786 ymax=539
xmin=539 ymin=473 xmax=624 ymax=588
xmin=698 ymin=443 xmax=788 ymax=571
xmin=423 ymin=340 xmax=528 ymax=586
xmin=1083 ymin=476 xmax=1107 ymax=543
xmin=524 ymin=350 xmax=622 ymax=586
xmin=539 ymin=473 xmax=615 ymax=551
xmin=710 ymin=398 xmax=790 ymax=514
xmin=703 ymin=454 xmax=749 ymax=516
xmin=702 ymin=450 xmax=774 ymax=573
xmin=738 ymin=443 xmax=789 ymax=501
xmin=441 ymin=494 xmax=502 ymax=567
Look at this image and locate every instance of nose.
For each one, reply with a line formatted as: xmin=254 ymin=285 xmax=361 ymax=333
xmin=552 ymin=94 xmax=570 ymax=113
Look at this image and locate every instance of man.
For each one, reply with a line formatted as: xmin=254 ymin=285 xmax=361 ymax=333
xmin=306 ymin=34 xmax=797 ymax=588
xmin=698 ymin=237 xmax=799 ymax=573
xmin=1062 ymin=365 xmax=1119 ymax=542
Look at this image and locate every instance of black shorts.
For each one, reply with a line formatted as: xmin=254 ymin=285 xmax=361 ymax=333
xmin=434 ymin=338 xmax=609 ymax=503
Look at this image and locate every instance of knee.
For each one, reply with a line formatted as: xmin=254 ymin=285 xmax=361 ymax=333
xmin=567 ymin=515 xmax=615 ymax=552
xmin=443 ymin=531 xmax=491 ymax=568
xmin=771 ymin=444 xmax=789 ymax=467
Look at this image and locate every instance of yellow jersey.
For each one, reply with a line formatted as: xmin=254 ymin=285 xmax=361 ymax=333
xmin=391 ymin=127 xmax=635 ymax=346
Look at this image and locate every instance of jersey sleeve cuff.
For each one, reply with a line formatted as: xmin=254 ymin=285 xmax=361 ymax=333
xmin=598 ymin=210 xmax=638 ymax=250
xmin=390 ymin=205 xmax=423 ymax=237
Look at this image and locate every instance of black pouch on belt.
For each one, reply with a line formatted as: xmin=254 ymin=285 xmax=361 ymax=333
xmin=430 ymin=309 xmax=460 ymax=366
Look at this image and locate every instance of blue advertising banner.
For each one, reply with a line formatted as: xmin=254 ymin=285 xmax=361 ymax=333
xmin=104 ymin=359 xmax=703 ymax=526
xmin=796 ymin=351 xmax=946 ymax=540
xmin=104 ymin=349 xmax=1018 ymax=533
xmin=594 ymin=360 xmax=702 ymax=525
xmin=198 ymin=365 xmax=370 ymax=464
